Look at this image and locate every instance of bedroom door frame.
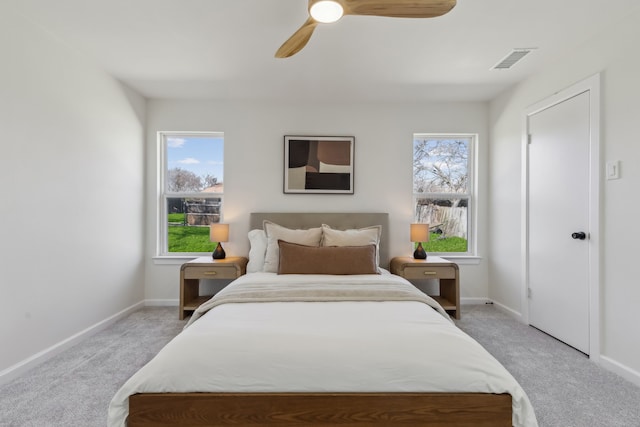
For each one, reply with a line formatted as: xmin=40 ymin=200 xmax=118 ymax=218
xmin=520 ymin=74 xmax=601 ymax=361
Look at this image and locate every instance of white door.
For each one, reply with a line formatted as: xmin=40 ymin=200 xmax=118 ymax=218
xmin=527 ymin=90 xmax=591 ymax=354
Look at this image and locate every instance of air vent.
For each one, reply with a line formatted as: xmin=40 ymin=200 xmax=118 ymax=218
xmin=492 ymin=48 xmax=535 ymax=70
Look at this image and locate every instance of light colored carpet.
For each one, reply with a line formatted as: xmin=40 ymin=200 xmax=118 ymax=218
xmin=0 ymin=305 xmax=638 ymax=426
xmin=0 ymin=308 xmax=184 ymax=427
xmin=455 ymin=305 xmax=640 ymax=427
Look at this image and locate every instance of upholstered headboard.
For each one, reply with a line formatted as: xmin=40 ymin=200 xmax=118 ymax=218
xmin=249 ymin=212 xmax=390 ymax=269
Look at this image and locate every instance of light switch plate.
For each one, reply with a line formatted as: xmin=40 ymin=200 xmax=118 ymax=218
xmin=606 ymin=161 xmax=620 ymax=180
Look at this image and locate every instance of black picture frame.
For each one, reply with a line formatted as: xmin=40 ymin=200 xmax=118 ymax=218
xmin=284 ymin=136 xmax=354 ymax=194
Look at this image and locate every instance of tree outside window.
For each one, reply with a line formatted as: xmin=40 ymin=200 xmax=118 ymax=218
xmin=159 ymin=132 xmax=224 ymax=255
xmin=413 ymin=135 xmax=475 ymax=254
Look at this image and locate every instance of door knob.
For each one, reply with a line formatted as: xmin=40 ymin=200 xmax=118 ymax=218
xmin=571 ymin=232 xmax=586 ymax=240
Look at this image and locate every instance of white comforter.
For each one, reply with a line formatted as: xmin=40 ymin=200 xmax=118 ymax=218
xmin=108 ymin=273 xmax=538 ymax=427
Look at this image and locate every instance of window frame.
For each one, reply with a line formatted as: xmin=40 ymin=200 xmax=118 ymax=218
xmin=157 ymin=131 xmax=224 ymax=258
xmin=412 ymin=133 xmax=477 ymax=257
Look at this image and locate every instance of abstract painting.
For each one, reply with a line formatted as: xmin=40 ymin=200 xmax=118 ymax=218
xmin=284 ymin=136 xmax=354 ymax=194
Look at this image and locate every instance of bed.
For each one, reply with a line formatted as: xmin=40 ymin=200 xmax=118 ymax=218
xmin=108 ymin=212 xmax=538 ymax=427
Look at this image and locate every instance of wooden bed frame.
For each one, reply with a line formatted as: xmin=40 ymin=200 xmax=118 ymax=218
xmin=127 ymin=213 xmax=514 ymax=426
xmin=128 ymin=392 xmax=512 ymax=426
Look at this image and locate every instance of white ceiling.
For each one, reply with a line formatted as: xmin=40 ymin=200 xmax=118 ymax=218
xmin=13 ymin=0 xmax=640 ymax=102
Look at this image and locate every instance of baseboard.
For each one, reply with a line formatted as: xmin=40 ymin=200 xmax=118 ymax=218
xmin=145 ymin=299 xmax=179 ymax=306
xmin=487 ymin=302 xmax=640 ymax=386
xmin=490 ymin=300 xmax=524 ymax=323
xmin=461 ymin=297 xmax=490 ymax=305
xmin=600 ymin=355 xmax=640 ymax=388
xmin=0 ymin=301 xmax=144 ymax=386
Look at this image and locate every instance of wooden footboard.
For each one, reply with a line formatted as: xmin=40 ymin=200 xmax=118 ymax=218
xmin=128 ymin=392 xmax=512 ymax=426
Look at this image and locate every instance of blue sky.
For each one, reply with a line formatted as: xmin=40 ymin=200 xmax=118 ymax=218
xmin=413 ymin=137 xmax=470 ymax=193
xmin=166 ymin=135 xmax=224 ymax=181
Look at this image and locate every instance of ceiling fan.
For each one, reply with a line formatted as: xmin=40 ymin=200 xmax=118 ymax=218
xmin=275 ymin=0 xmax=457 ymax=58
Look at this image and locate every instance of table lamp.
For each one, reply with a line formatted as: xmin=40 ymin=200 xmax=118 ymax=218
xmin=410 ymin=223 xmax=429 ymax=259
xmin=210 ymin=223 xmax=229 ymax=259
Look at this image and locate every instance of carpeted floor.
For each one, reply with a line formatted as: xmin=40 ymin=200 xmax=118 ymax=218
xmin=0 ymin=305 xmax=638 ymax=426
xmin=0 ymin=308 xmax=184 ymax=427
xmin=455 ymin=305 xmax=640 ymax=427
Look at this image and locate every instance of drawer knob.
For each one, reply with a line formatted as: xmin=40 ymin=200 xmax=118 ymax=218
xmin=423 ymin=271 xmax=437 ymax=276
xmin=204 ymin=271 xmax=218 ymax=276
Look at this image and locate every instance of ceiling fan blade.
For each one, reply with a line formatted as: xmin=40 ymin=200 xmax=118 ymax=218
xmin=275 ymin=17 xmax=318 ymax=58
xmin=342 ymin=0 xmax=456 ymax=18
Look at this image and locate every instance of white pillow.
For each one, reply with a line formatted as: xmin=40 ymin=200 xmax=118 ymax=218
xmin=263 ymin=221 xmax=323 ymax=273
xmin=321 ymin=224 xmax=382 ymax=266
xmin=246 ymin=229 xmax=267 ymax=273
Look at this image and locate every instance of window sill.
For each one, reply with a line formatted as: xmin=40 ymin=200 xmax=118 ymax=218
xmin=153 ymin=255 xmax=204 ymax=265
xmin=433 ymin=256 xmax=482 ymax=265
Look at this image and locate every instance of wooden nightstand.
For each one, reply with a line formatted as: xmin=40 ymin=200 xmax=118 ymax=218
xmin=179 ymin=256 xmax=248 ymax=320
xmin=390 ymin=256 xmax=460 ymax=319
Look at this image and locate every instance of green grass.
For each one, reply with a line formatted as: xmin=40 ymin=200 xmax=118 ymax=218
xmin=168 ymin=225 xmax=215 ymax=252
xmin=168 ymin=213 xmax=185 ymax=224
xmin=168 ymin=226 xmax=467 ymax=254
xmin=417 ymin=232 xmax=468 ymax=253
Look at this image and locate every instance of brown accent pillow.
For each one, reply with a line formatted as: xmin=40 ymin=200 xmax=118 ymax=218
xmin=277 ymin=240 xmax=379 ymax=275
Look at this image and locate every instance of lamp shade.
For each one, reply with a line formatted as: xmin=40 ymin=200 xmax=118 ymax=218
xmin=410 ymin=223 xmax=430 ymax=242
xmin=210 ymin=223 xmax=229 ymax=242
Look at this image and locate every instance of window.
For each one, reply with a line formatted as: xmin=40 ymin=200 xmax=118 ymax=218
xmin=413 ymin=134 xmax=475 ymax=255
xmin=158 ymin=132 xmax=224 ymax=255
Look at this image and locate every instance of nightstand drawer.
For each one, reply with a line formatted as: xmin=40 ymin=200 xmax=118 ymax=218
xmin=179 ymin=257 xmax=248 ymax=320
xmin=401 ymin=266 xmax=457 ymax=280
xmin=183 ymin=266 xmax=239 ymax=279
xmin=390 ymin=256 xmax=460 ymax=319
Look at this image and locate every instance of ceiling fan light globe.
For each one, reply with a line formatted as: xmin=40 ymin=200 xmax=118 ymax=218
xmin=310 ymin=1 xmax=344 ymax=23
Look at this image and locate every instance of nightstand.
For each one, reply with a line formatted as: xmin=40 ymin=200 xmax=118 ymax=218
xmin=390 ymin=256 xmax=460 ymax=319
xmin=179 ymin=256 xmax=248 ymax=320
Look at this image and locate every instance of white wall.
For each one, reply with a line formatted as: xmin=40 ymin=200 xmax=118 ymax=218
xmin=144 ymin=99 xmax=490 ymax=303
xmin=488 ymin=7 xmax=640 ymax=382
xmin=0 ymin=3 xmax=146 ymax=376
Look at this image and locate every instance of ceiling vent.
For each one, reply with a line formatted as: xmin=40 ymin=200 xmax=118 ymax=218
xmin=492 ymin=48 xmax=535 ymax=70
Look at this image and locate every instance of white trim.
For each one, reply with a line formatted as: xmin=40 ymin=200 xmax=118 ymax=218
xmin=414 ymin=193 xmax=469 ymax=199
xmin=600 ymin=356 xmax=640 ymax=388
xmin=520 ymin=111 xmax=530 ymax=324
xmin=153 ymin=255 xmax=200 ymax=265
xmin=157 ymin=131 xmax=224 ymax=257
xmin=157 ymin=132 xmax=166 ymax=256
xmin=461 ymin=297 xmax=491 ymax=305
xmin=588 ymin=76 xmax=602 ymax=363
xmin=522 ymin=73 xmax=601 ymax=361
xmin=145 ymin=299 xmax=179 ymax=307
xmin=439 ymin=256 xmax=482 ymax=265
xmin=492 ymin=299 xmax=524 ymax=322
xmin=412 ymin=133 xmax=478 ymax=257
xmin=0 ymin=301 xmax=144 ymax=386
